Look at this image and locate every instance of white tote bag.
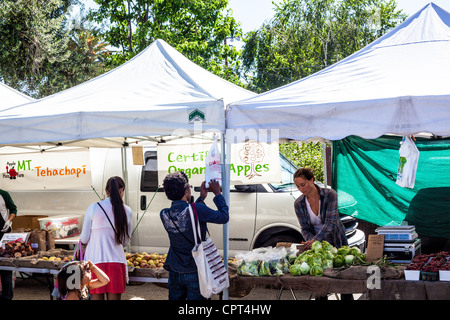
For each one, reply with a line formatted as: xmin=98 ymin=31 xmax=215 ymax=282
xmin=189 ymin=205 xmax=229 ymax=298
xmin=396 ymin=136 xmax=420 ymax=189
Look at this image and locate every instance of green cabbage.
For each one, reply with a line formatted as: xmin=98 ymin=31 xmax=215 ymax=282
xmin=333 ymin=255 xmax=345 ymax=268
xmin=322 ymin=259 xmax=333 ymax=270
xmin=348 ymin=247 xmax=361 ymax=256
xmin=344 ymin=254 xmax=355 ymax=265
xmin=322 ymin=250 xmax=334 ymax=260
xmin=290 ymin=264 xmax=302 ymax=276
xmin=299 ymin=262 xmax=311 ymax=275
xmin=321 ymin=240 xmax=333 ymax=252
xmin=310 ymin=265 xmax=323 ymax=276
xmin=311 ymin=241 xmax=323 ymax=253
xmin=312 ymin=253 xmax=323 ymax=266
xmin=336 ymin=246 xmax=349 ymax=256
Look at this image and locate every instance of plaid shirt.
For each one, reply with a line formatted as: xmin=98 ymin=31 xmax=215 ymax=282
xmin=294 ymin=185 xmax=348 ymax=248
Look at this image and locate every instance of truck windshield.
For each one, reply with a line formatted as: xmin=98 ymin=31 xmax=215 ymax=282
xmin=270 ymin=154 xmax=297 ymax=191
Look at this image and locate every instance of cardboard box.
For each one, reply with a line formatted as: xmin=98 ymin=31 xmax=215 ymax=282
xmin=13 ymin=215 xmax=48 ymax=230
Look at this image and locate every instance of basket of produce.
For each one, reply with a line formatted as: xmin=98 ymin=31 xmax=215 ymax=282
xmin=405 ymin=252 xmax=449 ymax=281
xmin=126 ymin=252 xmax=168 ymax=278
xmin=0 ymin=240 xmax=35 ymax=267
xmin=290 ymin=240 xmax=367 ymax=277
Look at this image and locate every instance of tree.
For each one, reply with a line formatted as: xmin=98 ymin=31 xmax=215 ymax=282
xmin=242 ymin=0 xmax=407 ymax=93
xmin=0 ymin=0 xmax=75 ymax=96
xmin=279 ymin=141 xmax=328 ymax=183
xmin=88 ymin=0 xmax=243 ymax=85
xmin=38 ymin=22 xmax=112 ymax=97
xmin=0 ymin=0 xmax=111 ymax=97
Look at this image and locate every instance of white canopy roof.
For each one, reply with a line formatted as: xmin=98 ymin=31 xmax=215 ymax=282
xmin=0 ymin=39 xmax=254 ymax=147
xmin=227 ymin=2 xmax=450 ymax=141
xmin=0 ymin=82 xmax=34 ymax=108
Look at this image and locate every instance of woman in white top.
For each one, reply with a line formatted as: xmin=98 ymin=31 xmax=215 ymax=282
xmin=80 ymin=176 xmax=132 ymax=300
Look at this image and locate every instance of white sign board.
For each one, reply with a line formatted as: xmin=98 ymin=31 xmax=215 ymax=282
xmin=1 ymin=232 xmax=30 ymax=246
xmin=0 ymin=149 xmax=92 ymax=190
xmin=157 ymin=140 xmax=281 ymax=186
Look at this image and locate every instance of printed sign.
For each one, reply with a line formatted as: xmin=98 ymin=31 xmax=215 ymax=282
xmin=157 ymin=140 xmax=281 ymax=186
xmin=0 ymin=149 xmax=92 ymax=190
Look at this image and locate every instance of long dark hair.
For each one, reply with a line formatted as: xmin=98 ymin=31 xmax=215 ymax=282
xmin=106 ymin=176 xmax=129 ymax=245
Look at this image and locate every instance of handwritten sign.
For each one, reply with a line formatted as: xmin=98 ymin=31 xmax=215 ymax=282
xmin=365 ymin=234 xmax=385 ymax=262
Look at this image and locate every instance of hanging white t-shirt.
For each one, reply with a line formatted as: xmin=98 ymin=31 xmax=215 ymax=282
xmin=305 ymin=197 xmax=322 ymax=234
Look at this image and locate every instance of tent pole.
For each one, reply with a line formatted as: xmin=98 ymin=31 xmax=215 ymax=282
xmin=121 ymin=140 xmax=130 ymax=205
xmin=322 ymin=142 xmax=328 ymax=187
xmin=221 ymin=132 xmax=230 ymax=300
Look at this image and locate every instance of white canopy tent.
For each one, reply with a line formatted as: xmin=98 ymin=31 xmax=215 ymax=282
xmin=0 ymin=39 xmax=254 ymax=147
xmin=226 ymin=3 xmax=450 ymax=142
xmin=0 ymin=82 xmax=34 ymax=108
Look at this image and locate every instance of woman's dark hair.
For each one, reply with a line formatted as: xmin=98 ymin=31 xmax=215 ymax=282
xmin=163 ymin=171 xmax=190 ymax=201
xmin=294 ymin=167 xmax=315 ymax=181
xmin=106 ymin=176 xmax=129 ymax=245
xmin=57 ymin=261 xmax=87 ymax=297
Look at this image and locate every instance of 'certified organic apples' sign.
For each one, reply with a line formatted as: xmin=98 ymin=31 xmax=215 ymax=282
xmin=157 ymin=140 xmax=281 ymax=186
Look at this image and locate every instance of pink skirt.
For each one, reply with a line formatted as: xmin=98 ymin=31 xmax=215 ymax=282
xmin=90 ymin=262 xmax=126 ymax=294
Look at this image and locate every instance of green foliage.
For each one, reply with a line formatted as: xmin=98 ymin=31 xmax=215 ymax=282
xmin=0 ymin=0 xmax=110 ymax=97
xmin=242 ymin=0 xmax=407 ymax=92
xmin=0 ymin=0 xmax=73 ymax=96
xmin=88 ymin=0 xmax=244 ymax=86
xmin=279 ymin=141 xmax=327 ymax=182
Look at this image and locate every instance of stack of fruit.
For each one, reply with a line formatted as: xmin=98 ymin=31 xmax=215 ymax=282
xmin=125 ymin=252 xmax=167 ymax=269
xmin=38 ymin=255 xmax=72 ymax=262
xmin=0 ymin=240 xmax=34 ymax=258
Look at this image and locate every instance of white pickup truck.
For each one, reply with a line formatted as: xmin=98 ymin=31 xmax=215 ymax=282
xmin=11 ymin=147 xmax=365 ymax=255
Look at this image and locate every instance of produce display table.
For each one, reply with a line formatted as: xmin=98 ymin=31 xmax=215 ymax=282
xmin=366 ymin=279 xmax=450 ymax=300
xmin=0 ymin=265 xmax=58 ymax=299
xmin=229 ymin=273 xmax=367 ymax=299
xmin=229 ymin=269 xmax=450 ymax=300
xmin=128 ymin=267 xmax=168 ymax=284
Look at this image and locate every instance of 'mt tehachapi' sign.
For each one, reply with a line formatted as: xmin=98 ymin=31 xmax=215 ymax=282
xmin=0 ymin=149 xmax=92 ymax=190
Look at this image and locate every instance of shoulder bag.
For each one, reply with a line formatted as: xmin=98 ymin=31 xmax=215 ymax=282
xmin=188 ymin=203 xmax=229 ymax=298
xmin=97 ymin=202 xmax=120 ymax=243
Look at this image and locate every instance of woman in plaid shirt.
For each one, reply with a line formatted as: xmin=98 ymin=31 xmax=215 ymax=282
xmin=293 ymin=167 xmax=348 ymax=249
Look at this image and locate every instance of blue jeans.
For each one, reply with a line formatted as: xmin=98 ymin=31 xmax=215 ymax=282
xmin=168 ymin=271 xmax=205 ymax=300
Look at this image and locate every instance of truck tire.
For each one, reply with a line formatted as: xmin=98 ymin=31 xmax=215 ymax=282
xmin=259 ymin=234 xmax=302 ymax=248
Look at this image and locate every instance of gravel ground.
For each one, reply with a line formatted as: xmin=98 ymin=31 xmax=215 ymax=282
xmin=9 ymin=272 xmax=362 ymax=300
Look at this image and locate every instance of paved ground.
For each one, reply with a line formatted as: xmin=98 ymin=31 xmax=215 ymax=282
xmin=9 ymin=272 xmax=363 ymax=300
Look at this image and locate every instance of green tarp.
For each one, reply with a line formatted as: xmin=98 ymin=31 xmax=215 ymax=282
xmin=332 ymin=135 xmax=450 ymax=238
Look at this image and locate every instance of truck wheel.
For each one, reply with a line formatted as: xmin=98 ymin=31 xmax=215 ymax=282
xmin=260 ymin=235 xmax=301 ymax=248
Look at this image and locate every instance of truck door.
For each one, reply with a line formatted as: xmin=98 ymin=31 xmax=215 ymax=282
xmin=132 ymin=150 xmax=171 ymax=253
xmin=206 ymin=184 xmax=257 ymax=254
